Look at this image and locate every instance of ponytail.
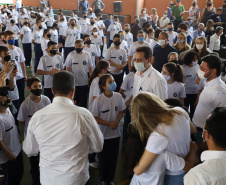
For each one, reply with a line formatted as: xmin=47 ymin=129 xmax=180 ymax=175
xmin=164 ymin=62 xmax=184 ymax=83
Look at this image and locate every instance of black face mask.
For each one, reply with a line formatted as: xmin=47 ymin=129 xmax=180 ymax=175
xmin=114 ymin=41 xmax=121 ymax=46
xmin=170 ymin=60 xmax=179 ymax=64
xmin=1 ymin=98 xmax=12 ymax=107
xmin=24 ymin=22 xmax=28 ymax=26
xmin=100 ymin=17 xmax=103 ymax=20
xmin=4 ymin=55 xmax=11 ymax=62
xmin=50 ymin=49 xmax=57 ymax=55
xmin=75 ymin=48 xmax=83 ymax=53
xmin=38 ymin=26 xmax=43 ymax=29
xmin=192 ymin=3 xmax=196 ymax=6
xmin=61 ymin=18 xmax=65 ymax=21
xmin=2 ymin=40 xmax=7 ymax=44
xmin=90 ymin=11 xmax=93 ymax=13
xmin=125 ymin=30 xmax=129 ymax=33
xmin=86 ymin=40 xmax=91 ymax=45
xmin=31 ymin=89 xmax=42 ymax=96
xmin=207 ymin=3 xmax=212 ymax=6
xmin=47 ymin=34 xmax=51 ymax=38
xmin=71 ymin=23 xmax=75 ymax=27
xmin=83 ymin=16 xmax=87 ymax=18
xmin=9 ymin=16 xmax=12 ymax=18
xmin=10 ymin=9 xmax=12 ymax=11
xmin=91 ymin=22 xmax=95 ymax=25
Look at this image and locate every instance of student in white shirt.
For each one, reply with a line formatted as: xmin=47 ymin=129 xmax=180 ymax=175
xmin=84 ymin=35 xmax=99 ymax=69
xmin=107 ymin=16 xmax=122 ymax=46
xmin=124 ymin=23 xmax=133 ymax=50
xmin=0 ymin=87 xmax=23 ymax=185
xmin=184 ymin=107 xmax=226 ymax=185
xmin=167 ymin=23 xmax=178 ymax=47
xmin=96 ymin=13 xmax=105 ymax=57
xmin=105 ymin=34 xmax=128 ymax=92
xmin=68 ymin=11 xmax=78 ymax=23
xmin=18 ymin=77 xmax=50 ymax=185
xmin=85 ymin=17 xmax=99 ymax=36
xmin=50 ymin=23 xmax=59 ymax=44
xmin=57 ymin=10 xmax=66 ymax=24
xmin=63 ymin=18 xmax=79 ymax=61
xmin=41 ymin=29 xmax=51 ymax=56
xmin=43 ymin=4 xmax=49 ymax=15
xmin=18 ymin=9 xmax=29 ymax=27
xmin=209 ymin=26 xmax=223 ymax=53
xmin=87 ymin=60 xmax=110 ymax=168
xmin=32 ymin=20 xmax=44 ymax=74
xmin=45 ymin=11 xmax=54 ymax=29
xmin=5 ymin=12 xmax=12 ymax=28
xmin=91 ymin=74 xmax=126 ymax=185
xmin=158 ymin=11 xmax=170 ymax=31
xmin=162 ymin=62 xmax=186 ymax=105
xmin=78 ymin=12 xmax=90 ymax=39
xmin=65 ymin=39 xmax=93 ymax=108
xmin=91 ymin=27 xmax=103 ymax=57
xmin=110 ymin=30 xmax=128 ymax=52
xmin=37 ymin=41 xmax=64 ymax=101
xmin=5 ymin=19 xmax=20 ymax=47
xmin=128 ymin=30 xmax=151 ymax=71
xmin=20 ymin=18 xmax=32 ymax=67
xmin=1 ymin=9 xmax=8 ymax=32
xmin=58 ymin=16 xmax=68 ymax=53
xmin=145 ymin=28 xmax=155 ymax=45
xmin=23 ymin=71 xmax=104 ymax=185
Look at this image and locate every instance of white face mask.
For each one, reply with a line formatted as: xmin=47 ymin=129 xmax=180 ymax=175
xmin=93 ymin=32 xmax=98 ymax=36
xmin=134 ymin=60 xmax=147 ymax=72
xmin=162 ymin=74 xmax=171 ymax=81
xmin=196 ymin=44 xmax=204 ymax=50
xmin=143 ymin=11 xmax=147 ymax=14
xmin=198 ymin=69 xmax=211 ymax=80
xmin=158 ymin=39 xmax=166 ymax=46
xmin=192 ymin=61 xmax=198 ymax=66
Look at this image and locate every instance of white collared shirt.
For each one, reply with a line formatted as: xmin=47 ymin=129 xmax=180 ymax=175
xmin=193 ymin=77 xmax=226 ymax=128
xmin=107 ymin=22 xmax=122 ymax=40
xmin=23 ymin=96 xmax=104 ymax=185
xmin=209 ymin=33 xmax=221 ymax=52
xmin=133 ymin=65 xmax=168 ymax=100
xmin=184 ymin=151 xmax=226 ymax=185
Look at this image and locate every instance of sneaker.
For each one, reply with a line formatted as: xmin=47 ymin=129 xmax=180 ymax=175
xmin=109 ymin=181 xmax=117 ymax=185
xmin=89 ymin=161 xmax=98 ymax=168
xmin=99 ymin=181 xmax=106 ymax=185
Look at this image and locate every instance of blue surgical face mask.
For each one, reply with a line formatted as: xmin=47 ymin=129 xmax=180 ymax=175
xmin=137 ymin=37 xmax=145 ymax=42
xmin=167 ymin=28 xmax=173 ymax=32
xmin=177 ymin=29 xmax=181 ymax=33
xmin=108 ymin=82 xmax=117 ymax=92
xmin=8 ymin=39 xmax=15 ymax=46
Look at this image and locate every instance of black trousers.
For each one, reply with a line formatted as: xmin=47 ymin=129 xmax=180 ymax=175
xmin=34 ymin=43 xmax=43 ymax=73
xmin=22 ymin=43 xmax=32 ymax=66
xmin=74 ymin=85 xmax=89 ymax=108
xmin=122 ymin=108 xmax=131 ymax=148
xmin=1 ymin=151 xmax=24 ymax=185
xmin=173 ymin=20 xmax=183 ymax=32
xmin=64 ymin=47 xmax=74 ymax=62
xmin=98 ymin=137 xmax=120 ymax=183
xmin=44 ymin=88 xmax=54 ymax=102
xmin=184 ymin=93 xmax=197 ymax=119
xmin=100 ymin=37 xmax=104 ymax=57
xmin=29 ymin=154 xmax=41 ymax=185
xmin=58 ymin=35 xmax=65 ymax=53
xmin=16 ymin=78 xmax=25 ymax=106
xmin=112 ymin=72 xmax=124 ymax=92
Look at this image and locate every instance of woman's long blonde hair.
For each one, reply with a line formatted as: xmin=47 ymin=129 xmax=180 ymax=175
xmin=131 ymin=92 xmax=184 ymax=142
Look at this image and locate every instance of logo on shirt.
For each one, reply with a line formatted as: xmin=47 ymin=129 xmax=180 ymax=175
xmin=115 ymin=106 xmax=118 ymax=111
xmin=56 ymin=63 xmax=59 ymax=68
xmin=173 ymin=93 xmax=178 ymax=97
xmin=74 ymin=33 xmax=76 ymax=36
xmin=92 ymin=52 xmax=95 ymax=56
xmin=15 ymin=56 xmax=18 ymax=61
xmin=119 ymin=56 xmax=122 ymax=60
xmin=97 ymin=42 xmax=100 ymax=45
xmin=83 ymin=60 xmax=87 ymax=65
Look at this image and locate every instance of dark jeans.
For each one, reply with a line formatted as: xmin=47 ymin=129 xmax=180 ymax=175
xmin=74 ymin=85 xmax=89 ymax=108
xmin=111 ymin=72 xmax=124 ymax=92
xmin=80 ymin=34 xmax=84 ymax=40
xmin=122 ymin=108 xmax=131 ymax=148
xmin=94 ymin=9 xmax=102 ymax=16
xmin=173 ymin=20 xmax=183 ymax=32
xmin=12 ymin=99 xmax=20 ymax=126
xmin=123 ymin=64 xmax=129 ymax=75
xmin=15 ymin=40 xmax=19 ymax=47
xmin=44 ymin=88 xmax=54 ymax=102
xmin=184 ymin=93 xmax=197 ymax=119
xmin=34 ymin=43 xmax=43 ymax=73
xmin=88 ymin=153 xmax=97 ymax=163
xmin=22 ymin=43 xmax=32 ymax=66
xmin=100 ymin=37 xmax=104 ymax=57
xmin=16 ymin=78 xmax=25 ymax=106
xmin=58 ymin=35 xmax=65 ymax=53
xmin=1 ymin=151 xmax=24 ymax=185
xmin=64 ymin=47 xmax=74 ymax=62
xmin=98 ymin=137 xmax=120 ymax=183
xmin=194 ymin=127 xmax=204 ymax=160
xmin=29 ymin=154 xmax=41 ymax=185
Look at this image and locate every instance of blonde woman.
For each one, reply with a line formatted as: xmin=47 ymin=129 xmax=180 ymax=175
xmin=173 ymin=32 xmax=190 ymax=54
xmin=131 ymin=92 xmax=192 ymax=185
xmin=150 ymin=8 xmax=158 ymax=30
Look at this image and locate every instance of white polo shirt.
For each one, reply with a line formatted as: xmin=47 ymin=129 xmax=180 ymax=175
xmin=23 ymin=96 xmax=104 ymax=185
xmin=159 ymin=17 xmax=170 ymax=30
xmin=133 ymin=65 xmax=168 ymax=100
xmin=17 ymin=95 xmax=51 ymax=138
xmin=41 ymin=38 xmax=50 ymax=56
xmin=50 ymin=29 xmax=58 ymax=44
xmin=105 ymin=46 xmax=128 ymax=75
xmin=107 ymin=22 xmax=122 ymax=40
xmin=88 ymin=77 xmax=100 ymax=111
xmin=32 ymin=30 xmax=43 ymax=44
xmin=184 ymin=151 xmax=226 ymax=185
xmin=37 ymin=54 xmax=64 ymax=88
xmin=95 ymin=20 xmax=105 ymax=37
xmin=209 ymin=33 xmax=221 ymax=52
xmin=58 ymin=22 xmax=68 ymax=36
xmin=168 ymin=31 xmax=178 ymax=46
xmin=0 ymin=109 xmax=21 ymax=164
xmin=45 ymin=17 xmax=55 ymax=27
xmin=91 ymin=35 xmax=103 ymax=56
xmin=91 ymin=92 xmax=126 ymax=139
xmin=65 ymin=51 xmax=92 ymax=86
xmin=1 ymin=13 xmax=7 ymax=25
xmin=124 ymin=32 xmax=133 ymax=49
xmin=85 ymin=24 xmax=99 ymax=36
xmin=63 ymin=27 xmax=79 ymax=47
xmin=167 ymin=81 xmax=186 ymax=99
xmin=84 ymin=44 xmax=99 ymax=69
xmin=120 ymin=72 xmax=134 ymax=101
xmin=20 ymin=25 xmax=32 ymax=43
xmin=128 ymin=41 xmax=151 ymax=58
xmin=5 ymin=24 xmax=20 ymax=40
xmin=78 ymin=18 xmax=90 ymax=34
xmin=193 ymin=77 xmax=226 ymax=128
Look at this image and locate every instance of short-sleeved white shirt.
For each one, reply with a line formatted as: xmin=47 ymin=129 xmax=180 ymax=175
xmin=159 ymin=17 xmax=170 ymax=30
xmin=17 ymin=95 xmax=51 ymax=138
xmin=63 ymin=27 xmax=79 ymax=47
xmin=168 ymin=31 xmax=178 ymax=46
xmin=78 ymin=18 xmax=90 ymax=34
xmin=45 ymin=17 xmax=55 ymax=27
xmin=91 ymin=92 xmax=126 ymax=139
xmin=0 ymin=13 xmax=7 ymax=25
xmin=128 ymin=41 xmax=151 ymax=58
xmin=88 ymin=77 xmax=100 ymax=111
xmin=58 ymin=22 xmax=68 ymax=36
xmin=19 ymin=14 xmax=29 ymax=25
xmin=65 ymin=51 xmax=92 ymax=86
xmin=91 ymin=35 xmax=103 ymax=56
xmin=124 ymin=32 xmax=133 ymax=49
xmin=0 ymin=110 xmax=21 ymax=164
xmin=120 ymin=72 xmax=134 ymax=101
xmin=84 ymin=44 xmax=99 ymax=69
xmin=41 ymin=38 xmax=50 ymax=56
xmin=37 ymin=54 xmax=64 ymax=88
xmin=95 ymin=20 xmax=105 ymax=37
xmin=20 ymin=25 xmax=32 ymax=43
xmin=32 ymin=30 xmax=43 ymax=44
xmin=107 ymin=22 xmax=122 ymax=40
xmin=85 ymin=24 xmax=99 ymax=36
xmin=167 ymin=81 xmax=186 ymax=99
xmin=50 ymin=29 xmax=58 ymax=44
xmin=105 ymin=46 xmax=128 ymax=75
xmin=5 ymin=24 xmax=20 ymax=40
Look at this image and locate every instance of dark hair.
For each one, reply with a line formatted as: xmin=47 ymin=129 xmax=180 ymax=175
xmin=137 ymin=30 xmax=144 ymax=35
xmin=88 ymin=60 xmax=110 ymax=86
xmin=154 ymin=28 xmax=162 ymax=39
xmin=146 ymin=28 xmax=154 ymax=35
xmin=143 ymin=23 xmax=151 ymax=32
xmin=164 ymin=62 xmax=184 ymax=83
xmin=168 ymin=22 xmax=173 ymax=26
xmin=113 ymin=33 xmax=120 ymax=39
xmin=183 ymin=51 xmax=201 ymax=66
xmin=215 ymin=26 xmax=223 ymax=34
xmin=205 ymin=107 xmax=226 ymax=149
xmin=52 ymin=23 xmax=58 ymax=29
xmin=53 ymin=71 xmax=75 ymax=95
xmin=178 ymin=23 xmax=187 ymax=31
xmin=43 ymin=29 xmax=50 ymax=37
xmin=136 ymin=46 xmax=152 ymax=59
xmin=83 ymin=34 xmax=90 ymax=40
xmin=201 ymin=53 xmax=222 ymax=76
xmin=217 ymin=7 xmax=223 ymax=11
xmin=97 ymin=13 xmax=102 ymax=17
xmin=99 ymin=74 xmax=112 ymax=93
xmin=27 ymin=76 xmax=41 ymax=87
xmin=4 ymin=30 xmax=15 ymax=37
xmin=159 ymin=31 xmax=169 ymax=39
xmin=0 ymin=46 xmax=9 ymax=55
xmin=10 ymin=19 xmax=15 ymax=24
xmin=47 ymin=41 xmax=57 ymax=48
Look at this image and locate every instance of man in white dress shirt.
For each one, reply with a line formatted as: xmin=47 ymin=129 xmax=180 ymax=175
xmin=184 ymin=107 xmax=226 ymax=185
xmin=23 ymin=71 xmax=104 ymax=185
xmin=209 ymin=26 xmax=223 ymax=53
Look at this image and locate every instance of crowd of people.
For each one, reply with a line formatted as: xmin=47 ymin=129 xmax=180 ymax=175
xmin=0 ymin=0 xmax=226 ymax=185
